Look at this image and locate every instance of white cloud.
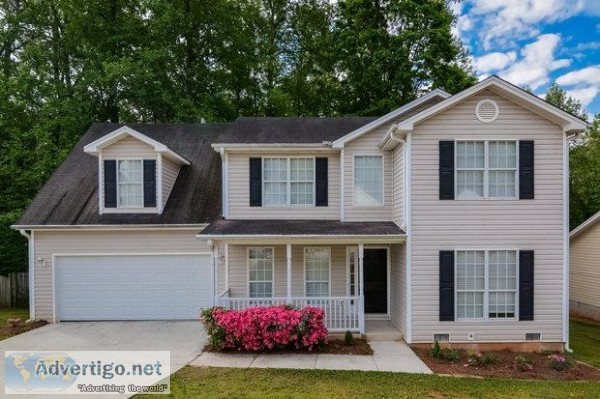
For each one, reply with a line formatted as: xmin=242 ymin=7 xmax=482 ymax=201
xmin=473 ymin=51 xmax=517 ymax=73
xmin=464 ymin=0 xmax=585 ymax=50
xmin=556 ymin=66 xmax=600 ymax=86
xmin=567 ymin=87 xmax=600 ymax=107
xmin=575 ymin=42 xmax=600 ymax=51
xmin=498 ymin=34 xmax=571 ymax=89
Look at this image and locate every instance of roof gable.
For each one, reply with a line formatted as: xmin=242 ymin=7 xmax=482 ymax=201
xmin=394 ymin=76 xmax=588 ymax=134
xmin=83 ymin=126 xmax=190 ymax=165
xmin=570 ymin=211 xmax=600 ymax=240
xmin=330 ymin=89 xmax=450 ymax=148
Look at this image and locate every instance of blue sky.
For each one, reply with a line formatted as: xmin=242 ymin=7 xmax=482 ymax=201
xmin=452 ymin=0 xmax=600 ymax=118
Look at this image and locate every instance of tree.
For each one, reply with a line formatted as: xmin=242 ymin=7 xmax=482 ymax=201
xmin=544 ymin=83 xmax=600 ymax=230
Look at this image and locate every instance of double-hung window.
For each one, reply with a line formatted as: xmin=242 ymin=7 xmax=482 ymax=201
xmin=118 ymin=159 xmax=143 ymax=207
xmin=263 ymin=157 xmax=314 ymax=206
xmin=456 ymin=141 xmax=517 ymax=199
xmin=305 ymin=247 xmax=330 ymax=297
xmin=353 ymin=155 xmax=384 ymax=206
xmin=248 ymin=248 xmax=274 ymax=298
xmin=456 ymin=250 xmax=517 ymax=320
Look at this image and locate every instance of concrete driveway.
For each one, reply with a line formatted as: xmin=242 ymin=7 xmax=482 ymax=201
xmin=1 ymin=321 xmax=205 ymax=398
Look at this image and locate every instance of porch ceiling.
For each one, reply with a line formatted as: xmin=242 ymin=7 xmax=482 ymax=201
xmin=197 ymin=219 xmax=406 ymax=244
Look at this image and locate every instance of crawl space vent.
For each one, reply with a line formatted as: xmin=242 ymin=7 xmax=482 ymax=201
xmin=434 ymin=333 xmax=450 ymax=342
xmin=475 ymin=99 xmax=499 ymax=123
xmin=525 ymin=333 xmax=541 ymax=341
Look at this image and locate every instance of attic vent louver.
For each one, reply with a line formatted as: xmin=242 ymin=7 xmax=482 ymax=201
xmin=475 ymin=99 xmax=499 ymax=123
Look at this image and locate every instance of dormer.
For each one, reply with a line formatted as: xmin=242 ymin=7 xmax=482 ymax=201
xmin=84 ymin=126 xmax=190 ymax=214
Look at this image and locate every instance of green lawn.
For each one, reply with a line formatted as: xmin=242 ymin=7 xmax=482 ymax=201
xmin=135 ymin=318 xmax=600 ymax=399
xmin=138 ymin=367 xmax=600 ymax=399
xmin=0 ymin=308 xmax=29 ymax=326
xmin=571 ymin=318 xmax=600 ymax=367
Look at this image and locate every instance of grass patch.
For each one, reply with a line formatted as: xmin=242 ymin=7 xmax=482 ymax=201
xmin=571 ymin=317 xmax=600 ymax=367
xmin=0 ymin=308 xmax=45 ymax=340
xmin=137 ymin=366 xmax=600 ymax=399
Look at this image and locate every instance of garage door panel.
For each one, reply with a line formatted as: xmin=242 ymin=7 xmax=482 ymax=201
xmin=56 ymin=255 xmax=211 ymax=321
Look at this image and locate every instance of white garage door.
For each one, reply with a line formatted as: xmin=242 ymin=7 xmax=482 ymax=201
xmin=55 ymin=254 xmax=212 ymax=321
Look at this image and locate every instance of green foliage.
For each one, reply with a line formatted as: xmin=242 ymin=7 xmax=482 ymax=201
xmin=430 ymin=341 xmax=459 ymax=362
xmin=431 ymin=340 xmax=443 ymax=359
xmin=515 ymin=355 xmax=534 ymax=372
xmin=0 ymin=0 xmax=475 ymax=274
xmin=570 ymin=318 xmax=600 ymax=367
xmin=344 ymin=330 xmax=354 ymax=346
xmin=467 ymin=351 xmax=497 ymax=367
xmin=201 ymin=307 xmax=226 ymax=350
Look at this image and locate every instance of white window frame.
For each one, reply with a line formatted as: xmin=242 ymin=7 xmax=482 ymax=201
xmin=352 ymin=153 xmax=385 ymax=206
xmin=117 ymin=159 xmax=144 ymax=208
xmin=304 ymin=247 xmax=331 ymax=297
xmin=454 ymin=140 xmax=519 ymax=200
xmin=454 ymin=249 xmax=519 ymax=321
xmin=247 ymin=247 xmax=275 ymax=298
xmin=262 ymin=157 xmax=316 ymax=207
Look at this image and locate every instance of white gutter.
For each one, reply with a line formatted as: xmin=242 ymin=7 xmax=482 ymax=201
xmin=11 ymin=224 xmax=208 ymax=231
xmin=19 ymin=229 xmax=35 ymax=321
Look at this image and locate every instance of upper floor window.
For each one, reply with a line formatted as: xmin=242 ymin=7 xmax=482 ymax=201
xmin=353 ymin=155 xmax=383 ymax=206
xmin=263 ymin=157 xmax=314 ymax=206
xmin=118 ymin=160 xmax=144 ymax=207
xmin=456 ymin=141 xmax=517 ymax=199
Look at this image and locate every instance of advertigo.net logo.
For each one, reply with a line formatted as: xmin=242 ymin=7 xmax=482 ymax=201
xmin=5 ymin=351 xmax=170 ymax=395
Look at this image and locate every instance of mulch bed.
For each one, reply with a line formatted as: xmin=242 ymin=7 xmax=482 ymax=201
xmin=413 ymin=347 xmax=600 ymax=381
xmin=205 ymin=338 xmax=373 ymax=356
xmin=0 ymin=320 xmax=47 ymax=340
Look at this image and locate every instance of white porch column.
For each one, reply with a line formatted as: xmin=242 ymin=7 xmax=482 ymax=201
xmin=358 ymin=243 xmax=365 ymax=334
xmin=286 ymin=244 xmax=292 ymax=301
xmin=209 ymin=240 xmax=217 ymax=306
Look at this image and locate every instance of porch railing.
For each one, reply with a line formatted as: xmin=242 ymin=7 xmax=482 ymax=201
xmin=216 ymin=296 xmax=363 ymax=333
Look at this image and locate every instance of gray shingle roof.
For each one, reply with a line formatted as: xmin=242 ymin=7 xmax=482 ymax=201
xmin=214 ymin=117 xmax=378 ymax=144
xmin=17 ymin=123 xmax=228 ymax=226
xmin=199 ymin=219 xmax=405 ymax=236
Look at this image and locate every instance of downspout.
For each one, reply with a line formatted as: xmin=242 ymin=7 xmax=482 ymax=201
xmin=19 ymin=229 xmax=35 ymax=321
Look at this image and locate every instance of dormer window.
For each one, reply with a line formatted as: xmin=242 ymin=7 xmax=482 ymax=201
xmin=104 ymin=159 xmax=156 ymax=210
xmin=118 ymin=160 xmax=144 ymax=207
xmin=84 ymin=126 xmax=190 ymax=215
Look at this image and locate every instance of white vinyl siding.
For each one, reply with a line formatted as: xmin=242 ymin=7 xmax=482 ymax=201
xmin=353 ymin=155 xmax=384 ymax=206
xmin=410 ymin=89 xmax=565 ymax=343
xmin=227 ymin=152 xmax=340 ymax=219
xmin=102 ymin=136 xmax=156 ymax=158
xmin=455 ymin=140 xmax=517 ymax=199
xmin=570 ymin=222 xmax=600 ymax=312
xmin=162 ymin=157 xmax=180 ymax=207
xmin=248 ymin=248 xmax=274 ymax=298
xmin=390 ymin=243 xmax=407 ymax=337
xmin=31 ymin=229 xmax=210 ymax=322
xmin=391 ymin=145 xmax=405 ymax=226
xmin=305 ymin=247 xmax=331 ymax=297
xmin=118 ymin=159 xmax=143 ymax=207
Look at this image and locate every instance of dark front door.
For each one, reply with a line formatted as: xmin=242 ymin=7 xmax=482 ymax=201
xmin=363 ymin=249 xmax=387 ymax=313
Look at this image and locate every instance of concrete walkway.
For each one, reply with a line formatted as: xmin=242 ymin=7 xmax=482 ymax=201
xmin=191 ymin=340 xmax=432 ymax=374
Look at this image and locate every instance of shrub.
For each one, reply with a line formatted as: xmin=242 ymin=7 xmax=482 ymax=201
xmin=515 ymin=355 xmax=534 ymax=372
xmin=344 ymin=330 xmax=354 ymax=346
xmin=443 ymin=348 xmax=460 ymax=362
xmin=468 ymin=351 xmax=498 ymax=367
xmin=431 ymin=341 xmax=443 ymax=359
xmin=201 ymin=305 xmax=328 ymax=352
xmin=547 ymin=353 xmax=571 ymax=371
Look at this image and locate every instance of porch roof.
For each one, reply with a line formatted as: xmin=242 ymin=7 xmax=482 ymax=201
xmin=198 ymin=219 xmax=406 ymax=243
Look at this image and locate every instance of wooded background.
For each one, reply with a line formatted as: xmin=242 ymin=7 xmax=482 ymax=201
xmin=0 ymin=0 xmax=598 ymax=276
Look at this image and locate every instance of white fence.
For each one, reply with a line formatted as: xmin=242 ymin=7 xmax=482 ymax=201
xmin=217 ymin=295 xmax=363 ymax=332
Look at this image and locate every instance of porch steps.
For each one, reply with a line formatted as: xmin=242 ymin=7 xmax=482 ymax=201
xmin=365 ymin=320 xmax=404 ymax=341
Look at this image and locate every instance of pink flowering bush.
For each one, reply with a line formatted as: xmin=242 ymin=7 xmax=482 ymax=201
xmin=547 ymin=353 xmax=571 ymax=371
xmin=201 ymin=305 xmax=328 ymax=351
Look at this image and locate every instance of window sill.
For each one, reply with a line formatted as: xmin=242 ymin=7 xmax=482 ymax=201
xmin=102 ymin=207 xmax=159 ymax=214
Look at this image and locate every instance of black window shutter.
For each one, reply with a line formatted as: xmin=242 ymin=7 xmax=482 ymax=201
xmin=315 ymin=157 xmax=328 ymax=206
xmin=104 ymin=160 xmax=117 ymax=208
xmin=249 ymin=158 xmax=262 ymax=207
xmin=519 ymin=141 xmax=534 ymax=199
xmin=439 ymin=141 xmax=455 ymax=200
xmin=519 ymin=250 xmax=534 ymax=321
xmin=439 ymin=251 xmax=455 ymax=321
xmin=143 ymin=160 xmax=157 ymax=207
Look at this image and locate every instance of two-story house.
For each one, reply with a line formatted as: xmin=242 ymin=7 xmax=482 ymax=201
xmin=14 ymin=76 xmax=587 ymax=350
